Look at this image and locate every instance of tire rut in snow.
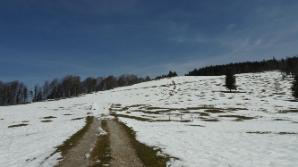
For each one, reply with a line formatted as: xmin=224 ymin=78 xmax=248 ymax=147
xmin=106 ymin=119 xmax=144 ymax=167
xmin=55 ymin=117 xmax=166 ymax=167
xmin=56 ymin=117 xmax=101 ymax=167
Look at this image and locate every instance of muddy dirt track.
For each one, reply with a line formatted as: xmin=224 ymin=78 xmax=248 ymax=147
xmin=57 ymin=117 xmax=144 ymax=167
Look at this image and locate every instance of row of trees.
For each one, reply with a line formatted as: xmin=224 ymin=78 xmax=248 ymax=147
xmin=0 ymin=70 xmax=178 ymax=106
xmin=0 ymin=81 xmax=28 ymax=105
xmin=186 ymin=57 xmax=298 ymax=76
xmin=2 ymin=55 xmax=298 ymax=105
xmin=32 ymin=74 xmax=151 ymax=102
xmin=155 ymin=71 xmax=178 ymax=80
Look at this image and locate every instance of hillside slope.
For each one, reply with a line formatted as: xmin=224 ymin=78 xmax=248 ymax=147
xmin=0 ymin=71 xmax=298 ymax=167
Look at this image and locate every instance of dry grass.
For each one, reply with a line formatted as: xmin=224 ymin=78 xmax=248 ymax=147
xmin=247 ymin=131 xmax=298 ymax=135
xmin=186 ymin=124 xmax=205 ymax=127
xmin=89 ymin=120 xmax=111 ymax=167
xmin=41 ymin=120 xmax=53 ymax=123
xmin=204 ymin=109 xmax=223 ymax=113
xmin=111 ymin=113 xmax=152 ymax=122
xmin=42 ymin=116 xmax=57 ymax=119
xmin=219 ymin=115 xmax=255 ymax=121
xmin=279 ymin=110 xmax=298 ymax=114
xmin=8 ymin=123 xmax=29 ymax=128
xmin=116 ymin=119 xmax=170 ymax=167
xmin=52 ymin=116 xmax=92 ymax=157
xmin=71 ymin=117 xmax=85 ymax=121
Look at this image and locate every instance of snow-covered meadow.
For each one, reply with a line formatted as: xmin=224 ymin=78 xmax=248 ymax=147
xmin=1 ymin=71 xmax=298 ymax=166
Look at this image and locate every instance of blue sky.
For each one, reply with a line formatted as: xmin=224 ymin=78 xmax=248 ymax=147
xmin=1 ymin=0 xmax=298 ymax=85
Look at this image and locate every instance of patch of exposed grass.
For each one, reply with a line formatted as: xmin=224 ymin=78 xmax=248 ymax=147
xmin=225 ymin=107 xmax=248 ymax=111
xmin=130 ymin=109 xmax=172 ymax=114
xmin=141 ymin=114 xmax=158 ymax=118
xmin=277 ymin=132 xmax=298 ymax=135
xmin=112 ymin=113 xmax=152 ymax=122
xmin=113 ymin=104 xmax=246 ymax=115
xmin=205 ymin=109 xmax=223 ymax=113
xmin=110 ymin=104 xmax=148 ymax=112
xmin=186 ymin=124 xmax=205 ymax=127
xmin=199 ymin=112 xmax=209 ymax=116
xmin=8 ymin=123 xmax=29 ymax=128
xmin=51 ymin=116 xmax=91 ymax=158
xmin=116 ymin=119 xmax=170 ymax=167
xmin=109 ymin=108 xmax=125 ymax=112
xmin=41 ymin=120 xmax=52 ymax=123
xmin=213 ymin=90 xmax=246 ymax=93
xmin=201 ymin=118 xmax=219 ymax=122
xmin=113 ymin=113 xmax=180 ymax=122
xmin=112 ymin=104 xmax=121 ymax=107
xmin=246 ymin=131 xmax=271 ymax=134
xmin=219 ymin=115 xmax=255 ymax=121
xmin=145 ymin=105 xmax=237 ymax=112
xmin=279 ymin=110 xmax=298 ymax=114
xmin=42 ymin=116 xmax=57 ymax=119
xmin=179 ymin=119 xmax=192 ymax=122
xmin=247 ymin=131 xmax=298 ymax=135
xmin=145 ymin=106 xmax=172 ymax=110
xmin=71 ymin=117 xmax=85 ymax=121
xmin=25 ymin=157 xmax=37 ymax=162
xmin=128 ymin=104 xmax=147 ymax=108
xmin=89 ymin=120 xmax=111 ymax=167
xmin=273 ymin=118 xmax=288 ymax=121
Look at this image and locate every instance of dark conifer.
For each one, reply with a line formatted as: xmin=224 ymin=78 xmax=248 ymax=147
xmin=225 ymin=71 xmax=236 ymax=92
xmin=167 ymin=71 xmax=178 ymax=77
xmin=186 ymin=56 xmax=298 ymax=76
xmin=292 ymin=74 xmax=298 ymax=99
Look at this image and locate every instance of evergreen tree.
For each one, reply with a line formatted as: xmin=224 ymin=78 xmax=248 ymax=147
xmin=167 ymin=71 xmax=178 ymax=77
xmin=155 ymin=71 xmax=178 ymax=79
xmin=292 ymin=74 xmax=298 ymax=99
xmin=225 ymin=71 xmax=236 ymax=92
xmin=186 ymin=56 xmax=298 ymax=76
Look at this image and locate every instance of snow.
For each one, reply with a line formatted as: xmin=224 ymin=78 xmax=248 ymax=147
xmin=1 ymin=71 xmax=298 ymax=167
xmin=120 ymin=119 xmax=298 ymax=167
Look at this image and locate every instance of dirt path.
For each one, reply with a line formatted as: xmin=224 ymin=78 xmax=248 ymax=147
xmin=57 ymin=117 xmax=101 ymax=167
xmin=56 ymin=117 xmax=144 ymax=167
xmin=106 ymin=119 xmax=144 ymax=167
